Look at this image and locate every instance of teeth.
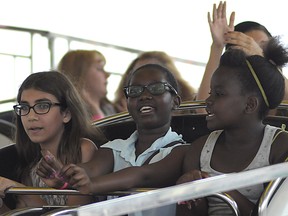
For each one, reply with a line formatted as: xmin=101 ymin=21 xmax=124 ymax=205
xmin=140 ymin=106 xmax=153 ymax=113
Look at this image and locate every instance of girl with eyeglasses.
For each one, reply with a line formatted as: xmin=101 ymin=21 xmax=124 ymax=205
xmin=0 ymin=71 xmax=107 ymax=214
xmin=38 ymin=64 xmax=190 ymax=216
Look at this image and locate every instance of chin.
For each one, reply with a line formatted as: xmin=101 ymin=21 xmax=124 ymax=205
xmin=206 ymin=122 xmax=221 ymax=131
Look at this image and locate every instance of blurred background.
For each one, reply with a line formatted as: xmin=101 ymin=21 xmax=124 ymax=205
xmin=0 ymin=0 xmax=287 ymax=111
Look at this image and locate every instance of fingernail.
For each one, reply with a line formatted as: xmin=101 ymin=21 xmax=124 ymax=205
xmin=45 ymin=155 xmax=53 ymax=161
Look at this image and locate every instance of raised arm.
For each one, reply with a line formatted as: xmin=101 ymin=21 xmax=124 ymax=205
xmin=197 ymin=1 xmax=235 ymax=103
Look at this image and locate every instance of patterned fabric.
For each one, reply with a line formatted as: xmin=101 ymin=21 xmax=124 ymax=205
xmin=200 ymin=125 xmax=279 ymax=216
xmin=30 ymin=164 xmax=67 ymax=206
xmin=30 ymin=138 xmax=97 ymax=206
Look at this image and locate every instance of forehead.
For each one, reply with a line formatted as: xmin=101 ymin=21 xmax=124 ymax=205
xmin=20 ymin=88 xmax=57 ymax=102
xmin=245 ymin=30 xmax=270 ymax=46
xmin=133 ymin=59 xmax=161 ymax=70
xmin=130 ymin=67 xmax=167 ymax=85
xmin=211 ymin=67 xmax=242 ymax=91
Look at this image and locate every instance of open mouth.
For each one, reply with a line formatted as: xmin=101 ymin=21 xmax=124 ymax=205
xmin=205 ymin=109 xmax=215 ymax=119
xmin=139 ymin=106 xmax=154 ymax=114
xmin=28 ymin=127 xmax=43 ymax=132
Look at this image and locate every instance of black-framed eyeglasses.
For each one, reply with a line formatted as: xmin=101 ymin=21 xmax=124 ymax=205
xmin=13 ymin=102 xmax=62 ymax=116
xmin=123 ymin=82 xmax=178 ymax=98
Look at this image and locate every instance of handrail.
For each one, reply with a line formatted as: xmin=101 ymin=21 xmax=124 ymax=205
xmin=211 ymin=193 xmax=240 ymax=216
xmin=5 ymin=188 xmax=240 ymax=216
xmin=6 ymin=187 xmax=155 ymax=196
xmin=75 ymin=163 xmax=288 ymax=216
xmin=257 ymin=177 xmax=286 ymax=216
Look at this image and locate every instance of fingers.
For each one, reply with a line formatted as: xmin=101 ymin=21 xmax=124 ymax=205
xmin=217 ymin=1 xmax=223 ymax=19
xmin=229 ymin=11 xmax=235 ymax=29
xmin=212 ymin=3 xmax=217 ymax=21
xmin=37 ymin=158 xmax=56 ymax=178
xmin=41 ymin=150 xmax=62 ymax=171
xmin=176 ymin=169 xmax=204 ymax=184
xmin=60 ymin=164 xmax=87 ymax=187
xmin=207 ymin=12 xmax=212 ymax=26
xmin=201 ymin=171 xmax=209 ymax=178
xmin=222 ymin=1 xmax=226 ymax=18
xmin=178 ymin=198 xmax=205 ymax=209
xmin=213 ymin=1 xmax=224 ymax=20
xmin=60 ymin=165 xmax=92 ymax=194
xmin=225 ymin=31 xmax=252 ymax=45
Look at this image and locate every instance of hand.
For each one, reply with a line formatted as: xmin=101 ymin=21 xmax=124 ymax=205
xmin=60 ymin=164 xmax=93 ymax=194
xmin=176 ymin=170 xmax=209 ymax=210
xmin=0 ymin=177 xmax=18 ymax=198
xmin=176 ymin=169 xmax=208 ymax=185
xmin=225 ymin=31 xmax=264 ymax=56
xmin=208 ymin=1 xmax=235 ymax=48
xmin=36 ymin=150 xmax=66 ymax=188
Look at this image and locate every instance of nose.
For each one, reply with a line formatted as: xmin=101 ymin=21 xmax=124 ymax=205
xmin=26 ymin=108 xmax=39 ymax=121
xmin=139 ymin=87 xmax=152 ymax=100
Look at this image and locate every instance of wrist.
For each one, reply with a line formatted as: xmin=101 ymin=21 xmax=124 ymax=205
xmin=211 ymin=42 xmax=225 ymax=52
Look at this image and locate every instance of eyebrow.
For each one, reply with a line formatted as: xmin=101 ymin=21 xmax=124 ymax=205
xmin=19 ymin=98 xmax=53 ymax=104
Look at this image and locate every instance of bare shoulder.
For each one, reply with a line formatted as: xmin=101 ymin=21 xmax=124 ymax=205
xmin=188 ymin=134 xmax=209 ymax=154
xmin=80 ymin=138 xmax=98 ymax=163
xmin=270 ymin=129 xmax=288 ymax=163
xmin=181 ymin=134 xmax=209 ymax=172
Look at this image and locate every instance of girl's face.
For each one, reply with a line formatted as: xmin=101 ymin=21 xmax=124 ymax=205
xmin=20 ymin=88 xmax=71 ymax=148
xmin=84 ymin=57 xmax=109 ymax=100
xmin=126 ymin=68 xmax=179 ymax=130
xmin=205 ymin=67 xmax=248 ymax=130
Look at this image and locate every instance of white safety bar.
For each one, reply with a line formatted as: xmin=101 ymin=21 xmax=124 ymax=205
xmin=76 ymin=162 xmax=288 ymax=216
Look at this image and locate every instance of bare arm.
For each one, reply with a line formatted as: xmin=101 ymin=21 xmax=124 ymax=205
xmin=197 ymin=1 xmax=235 ymax=104
xmin=0 ymin=177 xmax=47 ymax=211
xmin=65 ymin=138 xmax=99 ymax=205
xmin=64 ymin=145 xmax=190 ymax=194
xmin=270 ymin=130 xmax=288 ymax=164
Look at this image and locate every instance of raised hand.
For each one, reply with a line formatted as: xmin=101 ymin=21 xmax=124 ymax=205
xmin=225 ymin=31 xmax=264 ymax=56
xmin=208 ymin=1 xmax=235 ymax=48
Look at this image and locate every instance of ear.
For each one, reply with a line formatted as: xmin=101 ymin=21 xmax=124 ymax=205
xmin=62 ymin=109 xmax=72 ymax=123
xmin=172 ymin=95 xmax=181 ymax=110
xmin=245 ymin=96 xmax=259 ymax=114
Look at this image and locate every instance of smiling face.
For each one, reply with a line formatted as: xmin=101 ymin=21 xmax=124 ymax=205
xmin=205 ymin=66 xmax=249 ymax=130
xmin=126 ymin=66 xmax=179 ymax=130
xmin=20 ymin=88 xmax=71 ymax=149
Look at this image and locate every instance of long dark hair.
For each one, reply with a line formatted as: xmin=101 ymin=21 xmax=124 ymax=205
xmin=15 ymin=71 xmax=107 ymax=181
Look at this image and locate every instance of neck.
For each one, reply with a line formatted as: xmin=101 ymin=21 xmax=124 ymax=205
xmin=223 ymin=121 xmax=265 ymax=148
xmin=135 ymin=125 xmax=169 ymax=154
